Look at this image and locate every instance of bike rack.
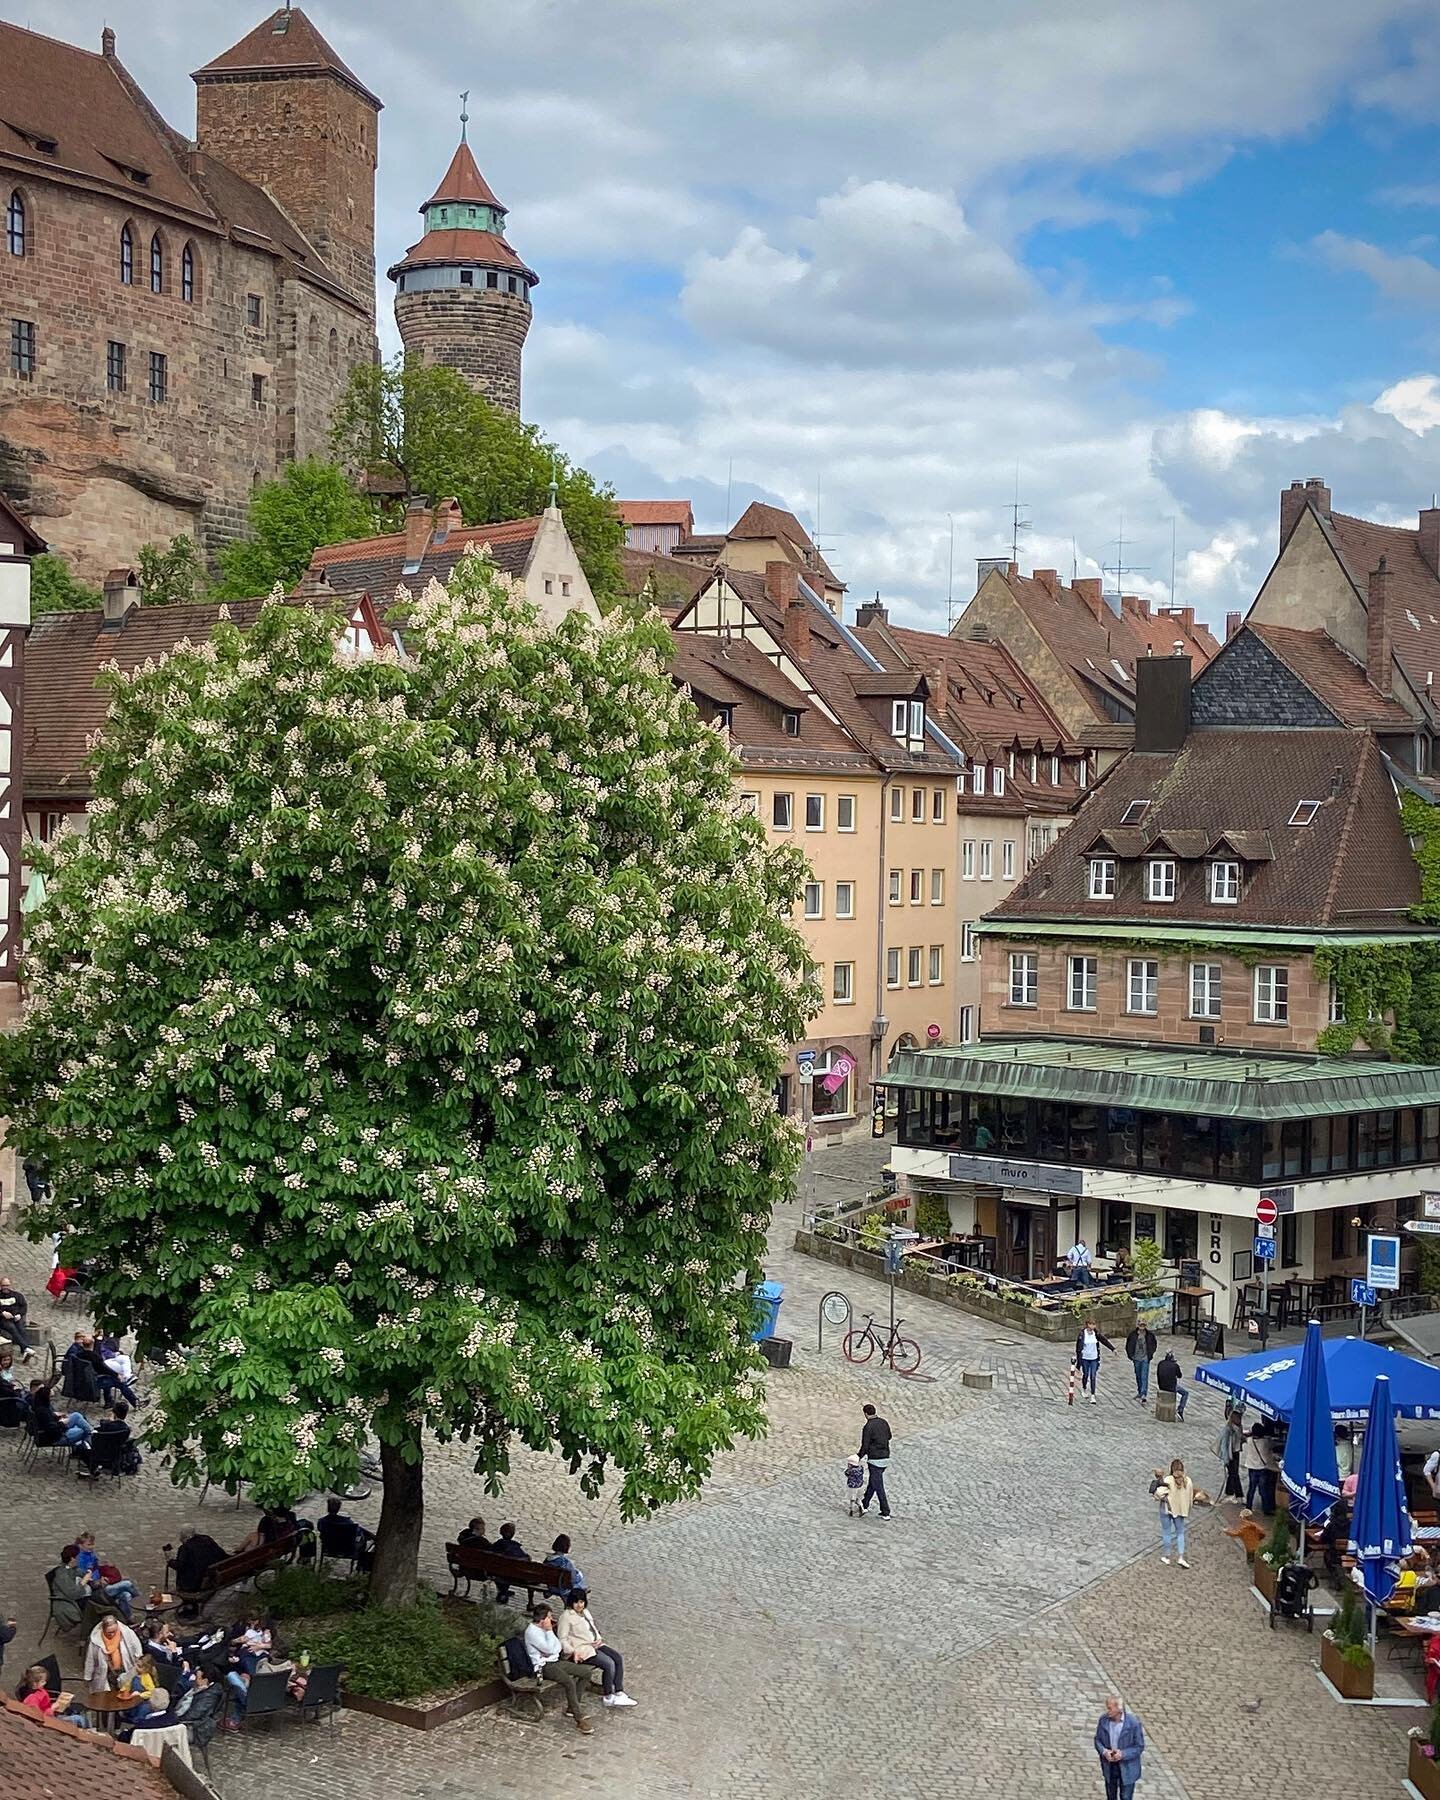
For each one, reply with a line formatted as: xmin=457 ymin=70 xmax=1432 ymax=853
xmin=818 ymin=1289 xmax=852 ymax=1355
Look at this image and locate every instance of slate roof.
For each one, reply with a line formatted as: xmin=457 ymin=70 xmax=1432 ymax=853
xmin=388 ymin=229 xmax=536 ymax=283
xmin=1249 ymin=623 xmax=1414 ymax=728
xmin=726 ymin=502 xmax=844 ymax=592
xmin=310 ymin=517 xmax=540 ymax=597
xmin=0 ymin=1691 xmax=172 ymax=1796
xmin=990 ymin=727 xmax=1423 ymax=932
xmin=193 ymin=7 xmax=382 ymax=110
xmin=422 ymin=140 xmax=502 ymax=211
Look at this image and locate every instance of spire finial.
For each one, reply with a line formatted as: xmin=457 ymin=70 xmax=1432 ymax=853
xmin=459 ymin=91 xmax=470 ymax=143
xmin=547 ymin=463 xmax=559 ymax=509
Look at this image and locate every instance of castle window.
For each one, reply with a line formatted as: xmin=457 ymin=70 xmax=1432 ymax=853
xmin=119 ymin=223 xmax=133 ymax=285
xmin=246 ymin=294 xmax=263 ymax=330
xmin=106 ymin=340 xmax=127 ymax=393
xmin=486 ymin=272 xmax=498 ymax=289
xmin=251 ymin=374 xmax=266 ymax=408
xmin=181 ymin=243 xmax=195 ymax=303
xmin=148 ymin=350 xmax=167 ymax=404
xmin=460 ymin=270 xmax=474 ymax=286
xmin=507 ymin=276 xmax=518 ymax=294
xmin=328 ymin=328 xmax=338 ymax=366
xmin=149 ymin=232 xmax=163 ymax=293
xmin=10 ymin=318 xmax=35 ymax=379
xmin=6 ymin=191 xmax=24 ymax=257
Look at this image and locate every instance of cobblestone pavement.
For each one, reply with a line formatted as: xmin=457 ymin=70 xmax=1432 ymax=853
xmin=0 ymin=1138 xmax=1421 ymax=1798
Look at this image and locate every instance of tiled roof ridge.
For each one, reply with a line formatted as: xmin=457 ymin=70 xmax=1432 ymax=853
xmin=193 ymin=7 xmax=382 ymax=110
xmin=313 ymin=516 xmax=541 ymax=565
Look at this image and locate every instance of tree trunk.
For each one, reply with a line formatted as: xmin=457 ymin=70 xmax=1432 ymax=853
xmin=370 ymin=1432 xmax=425 ymax=1610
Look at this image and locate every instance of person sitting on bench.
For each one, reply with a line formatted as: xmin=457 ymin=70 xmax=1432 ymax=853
xmin=0 ymin=1279 xmax=35 ymax=1359
xmin=166 ymin=1526 xmax=230 ymax=1619
xmin=317 ymin=1497 xmax=375 ymax=1571
xmin=523 ymin=1602 xmax=593 ymax=1734
xmin=543 ymin=1534 xmax=587 ymax=1598
xmin=491 ymin=1522 xmax=527 ymax=1604
xmin=457 ymin=1516 xmax=490 ymax=1548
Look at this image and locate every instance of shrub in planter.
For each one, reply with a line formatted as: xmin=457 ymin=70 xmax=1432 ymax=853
xmin=1409 ymin=1736 xmax=1440 ymax=1800
xmin=914 ymin=1193 xmax=952 ymax=1239
xmin=1321 ymin=1584 xmax=1374 ymax=1700
xmin=294 ymin=1589 xmax=506 ymax=1704
xmin=264 ymin=1566 xmax=368 ymax=1620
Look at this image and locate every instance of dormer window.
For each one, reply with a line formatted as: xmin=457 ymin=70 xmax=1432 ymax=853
xmin=1029 ymin=752 xmax=1038 ymax=781
xmin=715 ymin=705 xmax=733 ymax=733
xmin=992 ymin=765 xmax=1005 ymax=796
xmin=1289 ymin=801 xmax=1320 ymax=827
xmin=909 ymin=699 xmax=924 ymax=741
xmin=1077 ymin=759 xmax=1089 ymax=788
xmin=1209 ymin=859 xmax=1240 ymax=904
xmin=891 ymin=700 xmax=907 ymax=738
xmin=1088 ymin=857 xmax=1115 ymax=900
xmin=1121 ymin=799 xmax=1150 ymax=825
xmin=1146 ymin=858 xmax=1176 ymax=902
xmin=782 ymin=710 xmax=801 ymax=738
xmin=1050 ymin=755 xmax=1060 ymax=786
xmin=972 ymin=762 xmax=986 ymax=795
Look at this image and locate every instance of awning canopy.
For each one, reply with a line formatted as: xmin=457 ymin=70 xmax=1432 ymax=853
xmin=1193 ymin=1336 xmax=1440 ymax=1423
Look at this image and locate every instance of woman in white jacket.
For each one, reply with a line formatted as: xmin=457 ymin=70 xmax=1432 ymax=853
xmin=556 ymin=1591 xmax=637 ymax=1708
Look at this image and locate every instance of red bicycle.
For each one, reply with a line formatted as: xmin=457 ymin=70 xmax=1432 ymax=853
xmin=842 ymin=1312 xmax=922 ymax=1375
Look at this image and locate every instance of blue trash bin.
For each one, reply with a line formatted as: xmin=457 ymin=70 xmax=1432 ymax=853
xmin=752 ymin=1279 xmax=784 ymax=1341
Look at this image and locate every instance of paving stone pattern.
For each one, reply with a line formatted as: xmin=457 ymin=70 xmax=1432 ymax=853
xmin=0 ymin=1138 xmax=1420 ymax=1798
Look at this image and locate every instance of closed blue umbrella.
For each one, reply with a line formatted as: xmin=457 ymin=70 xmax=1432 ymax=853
xmin=1347 ymin=1373 xmax=1414 ymax=1609
xmin=1281 ymin=1319 xmax=1341 ymax=1527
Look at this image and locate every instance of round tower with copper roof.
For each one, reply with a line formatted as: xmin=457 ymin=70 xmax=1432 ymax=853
xmin=389 ymin=126 xmax=536 ymax=416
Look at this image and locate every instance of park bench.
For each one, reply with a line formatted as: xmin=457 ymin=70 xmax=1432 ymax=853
xmin=445 ymin=1541 xmax=575 ymax=1608
xmin=497 ymin=1638 xmax=603 ymax=1719
xmin=165 ymin=1532 xmax=300 ymax=1614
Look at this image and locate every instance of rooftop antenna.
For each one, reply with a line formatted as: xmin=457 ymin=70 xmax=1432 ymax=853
xmin=459 ymin=92 xmax=470 ymax=142
xmin=947 ymin=512 xmax=957 ymax=632
xmin=1008 ymin=463 xmax=1031 ymax=566
xmin=1071 ymin=537 xmax=1078 ymax=585
xmin=1168 ymin=515 xmax=1177 ymax=607
xmin=1102 ymin=509 xmax=1148 ymax=602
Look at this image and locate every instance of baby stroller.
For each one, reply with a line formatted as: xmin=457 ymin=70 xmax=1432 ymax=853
xmin=1269 ymin=1562 xmax=1316 ymax=1632
xmin=845 ymin=1456 xmax=865 ymax=1516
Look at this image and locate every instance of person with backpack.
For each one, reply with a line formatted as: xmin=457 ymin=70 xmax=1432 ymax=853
xmin=857 ymin=1404 xmax=892 ymax=1519
xmin=1124 ymin=1322 xmax=1157 ymax=1405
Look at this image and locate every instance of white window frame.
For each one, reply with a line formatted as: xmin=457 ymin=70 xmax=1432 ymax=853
xmin=992 ymin=765 xmax=1006 ymax=796
xmin=889 ymin=787 xmax=904 ymax=822
xmin=1008 ymin=952 xmax=1038 ymax=1007
xmin=911 ymin=787 xmax=926 ymax=822
xmin=1145 ymin=858 xmax=1176 ymax=903
xmin=972 ymin=762 xmax=986 ymax=795
xmin=1289 ymin=801 xmax=1320 ymax=827
xmin=930 ymin=868 xmax=944 ymax=905
xmin=1328 ymin=978 xmax=1342 ymax=1024
xmin=1050 ymin=754 xmax=1060 ymax=786
xmin=908 ymin=700 xmax=925 ymax=741
xmin=1126 ymin=957 xmax=1159 ymax=1016
xmin=1088 ymin=857 xmax=1115 ymax=900
xmin=928 ymin=945 xmax=943 ymax=986
xmin=1189 ymin=961 xmax=1222 ymax=1020
xmin=836 ymin=881 xmax=855 ymax=919
xmin=837 ymin=794 xmax=856 ymax=832
xmin=979 ymin=840 xmax=993 ymax=880
xmin=832 ymin=961 xmax=854 ymax=1004
xmin=909 ymin=868 xmax=923 ymax=905
xmin=932 ymin=787 xmax=946 ymax=823
xmin=803 ymin=880 xmax=823 ymax=920
xmin=886 ymin=947 xmax=901 ymax=988
xmin=1209 ymin=859 xmax=1240 ymax=904
xmin=962 ymin=840 xmax=975 ymax=880
xmin=891 ymin=700 xmax=908 ymax=738
xmin=739 ymin=791 xmax=760 ymax=816
xmin=804 ymin=793 xmax=825 ymax=831
xmin=1067 ymin=954 xmax=1097 ymax=1012
xmin=772 ymin=792 xmax=792 ymax=831
xmin=1001 ymin=840 xmax=1016 ymax=880
xmin=1121 ymin=799 xmax=1150 ymax=825
xmin=907 ymin=947 xmax=923 ymax=988
xmin=961 ymin=922 xmax=976 ymax=961
xmin=888 ymin=868 xmax=902 ymax=906
xmin=1077 ymin=759 xmax=1089 ymax=788
xmin=1254 ymin=964 xmax=1289 ymax=1024
xmin=959 ymin=1004 xmax=976 ymax=1044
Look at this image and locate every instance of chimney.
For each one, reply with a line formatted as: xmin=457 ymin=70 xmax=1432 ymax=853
xmin=433 ymin=497 xmax=462 ymax=540
xmin=765 ymin=559 xmax=799 ymax=608
xmin=1073 ymin=577 xmax=1104 ymax=622
xmin=1032 ymin=568 xmax=1058 ymax=597
xmin=854 ymin=593 xmax=889 ymax=628
xmin=1368 ymin=557 xmax=1394 ymax=696
xmin=782 ymin=597 xmax=811 ymax=662
xmin=101 ymin=25 xmax=115 ymax=57
xmin=1226 ymin=611 xmax=1243 ymax=641
xmin=1281 ymin=476 xmax=1331 ymax=547
xmin=929 ymin=664 xmax=947 ymax=711
xmin=1133 ymin=651 xmax=1192 ymax=753
xmin=403 ymin=497 xmax=431 ymax=566
xmin=1420 ymin=504 xmax=1440 ymax=579
xmin=101 ymin=568 xmax=141 ymax=627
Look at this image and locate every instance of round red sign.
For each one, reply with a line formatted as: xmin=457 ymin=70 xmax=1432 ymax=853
xmin=1255 ymin=1196 xmax=1279 ymax=1226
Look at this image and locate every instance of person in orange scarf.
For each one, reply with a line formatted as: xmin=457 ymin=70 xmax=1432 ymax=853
xmin=83 ymin=1612 xmax=142 ymax=1694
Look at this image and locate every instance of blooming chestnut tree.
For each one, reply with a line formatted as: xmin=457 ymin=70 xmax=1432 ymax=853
xmin=2 ymin=555 xmax=813 ymax=1605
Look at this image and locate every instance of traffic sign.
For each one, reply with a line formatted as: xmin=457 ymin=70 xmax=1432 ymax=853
xmin=1253 ymin=1234 xmax=1276 ymax=1263
xmin=1255 ymin=1221 xmax=1276 ymax=1241
xmin=796 ymin=1049 xmax=817 ymax=1073
xmin=1255 ymin=1196 xmax=1279 ymax=1226
xmin=1407 ymin=1219 xmax=1440 ymax=1236
xmin=1351 ymin=1279 xmax=1378 ymax=1309
xmin=1367 ymin=1233 xmax=1401 ymax=1292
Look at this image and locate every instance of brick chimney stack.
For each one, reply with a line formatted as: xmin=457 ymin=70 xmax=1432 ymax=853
xmin=1420 ymin=504 xmax=1440 ymax=579
xmin=765 ymin=560 xmax=799 ymax=608
xmin=1073 ymin=578 xmax=1104 ymax=622
xmin=1226 ymin=611 xmax=1243 ymax=641
xmin=432 ymin=497 xmax=462 ymax=539
xmin=404 ymin=498 xmax=432 ymax=566
xmin=782 ymin=598 xmax=811 ymax=662
xmin=1368 ymin=557 xmax=1394 ymax=695
xmin=854 ymin=594 xmax=889 ymax=628
xmin=1280 ymin=476 xmax=1332 ymax=548
xmin=1032 ymin=568 xmax=1059 ymax=597
xmin=101 ymin=25 xmax=115 ymax=57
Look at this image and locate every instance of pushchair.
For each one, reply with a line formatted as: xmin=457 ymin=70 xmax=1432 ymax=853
xmin=1269 ymin=1562 xmax=1316 ymax=1631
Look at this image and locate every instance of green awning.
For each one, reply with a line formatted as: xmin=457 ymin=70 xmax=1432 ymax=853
xmin=879 ymin=1039 xmax=1440 ymax=1121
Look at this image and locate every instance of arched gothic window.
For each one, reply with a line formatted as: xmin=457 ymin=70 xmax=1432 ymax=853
xmin=6 ymin=190 xmax=24 ymax=257
xmin=150 ymin=232 xmax=163 ymax=293
xmin=181 ymin=242 xmax=195 ymax=303
xmin=120 ymin=222 xmax=133 ymax=285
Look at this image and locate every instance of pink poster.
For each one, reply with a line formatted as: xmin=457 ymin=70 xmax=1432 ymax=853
xmin=819 ymin=1051 xmax=856 ymax=1095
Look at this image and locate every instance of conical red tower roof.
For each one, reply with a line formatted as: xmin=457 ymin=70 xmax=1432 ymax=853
xmin=423 ymin=140 xmax=503 ymax=213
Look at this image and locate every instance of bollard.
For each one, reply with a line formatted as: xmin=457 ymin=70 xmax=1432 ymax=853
xmin=1154 ymin=1392 xmax=1179 ymax=1424
xmin=961 ymin=1369 xmax=995 ymax=1391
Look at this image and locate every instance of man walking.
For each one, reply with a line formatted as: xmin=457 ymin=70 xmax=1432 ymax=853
xmin=858 ymin=1404 xmax=892 ymax=1520
xmin=1125 ymin=1320 xmax=1156 ymax=1405
xmin=1155 ymin=1350 xmax=1188 ymax=1421
xmin=1094 ymin=1694 xmax=1144 ymax=1800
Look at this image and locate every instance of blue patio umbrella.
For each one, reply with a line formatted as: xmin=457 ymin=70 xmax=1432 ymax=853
xmin=1193 ymin=1335 xmax=1440 ymax=1422
xmin=1347 ymin=1373 xmax=1414 ymax=1611
xmin=1280 ymin=1319 xmax=1341 ymax=1528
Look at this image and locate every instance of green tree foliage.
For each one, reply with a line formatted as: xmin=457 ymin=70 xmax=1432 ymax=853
xmin=213 ymin=459 xmax=375 ymax=600
xmin=332 ymin=358 xmax=625 ymax=607
xmin=1 ymin=552 xmax=812 ymax=1604
xmin=28 ymin=553 xmax=102 ymax=616
xmin=137 ymin=535 xmax=205 ymax=607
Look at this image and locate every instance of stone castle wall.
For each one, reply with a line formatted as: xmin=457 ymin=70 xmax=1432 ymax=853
xmin=395 ymin=287 xmax=530 ymax=416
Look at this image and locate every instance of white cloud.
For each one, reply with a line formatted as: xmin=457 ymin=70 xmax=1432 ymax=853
xmin=1376 ymin=374 xmax=1440 ymax=432
xmin=1311 ymin=231 xmax=1440 ymax=305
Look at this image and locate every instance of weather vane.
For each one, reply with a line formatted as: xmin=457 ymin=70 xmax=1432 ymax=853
xmin=459 ymin=91 xmax=469 ymax=143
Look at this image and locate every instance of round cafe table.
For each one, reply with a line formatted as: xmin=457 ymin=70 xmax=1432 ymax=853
xmin=86 ymin=1689 xmax=146 ymax=1735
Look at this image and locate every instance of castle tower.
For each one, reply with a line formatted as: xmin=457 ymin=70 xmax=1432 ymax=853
xmin=389 ymin=132 xmax=537 ymax=416
xmin=192 ymin=6 xmax=381 ymax=316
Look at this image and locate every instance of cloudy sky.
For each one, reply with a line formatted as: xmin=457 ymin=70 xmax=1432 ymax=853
xmin=28 ymin=0 xmax=1440 ymax=628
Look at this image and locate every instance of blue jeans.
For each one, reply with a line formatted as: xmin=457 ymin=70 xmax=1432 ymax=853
xmin=100 ymin=1579 xmax=139 ymax=1621
xmin=1073 ymin=1266 xmax=1092 ymax=1288
xmin=62 ymin=1413 xmax=91 ymax=1446
xmin=1080 ymin=1358 xmax=1100 ymax=1395
xmin=1132 ymin=1357 xmax=1150 ymax=1398
xmin=862 ymin=1461 xmax=890 ymax=1516
xmin=1161 ymin=1510 xmax=1187 ymax=1557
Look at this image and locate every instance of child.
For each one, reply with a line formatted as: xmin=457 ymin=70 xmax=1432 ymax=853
xmin=845 ymin=1455 xmax=865 ymax=1516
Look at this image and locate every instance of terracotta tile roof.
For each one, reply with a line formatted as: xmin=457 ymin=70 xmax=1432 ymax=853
xmin=193 ymin=7 xmax=382 ymax=110
xmin=618 ymin=501 xmax=695 ymax=528
xmin=726 ymin=502 xmax=844 ymax=592
xmin=1248 ymin=622 xmax=1415 ymax=727
xmin=311 ymin=517 xmax=540 ymax=597
xmin=0 ymin=1693 xmax=172 ymax=1796
xmin=187 ymin=151 xmax=342 ymax=292
xmin=388 ymin=228 xmax=536 ymax=283
xmin=992 ymin=727 xmax=1422 ymax=931
xmin=669 ymin=633 xmax=861 ymax=762
xmin=993 ymin=571 xmax=1147 ymax=720
xmin=1324 ymin=509 xmax=1440 ymax=702
xmin=422 ymin=140 xmax=502 ymax=211
xmin=0 ymin=495 xmax=46 ymax=555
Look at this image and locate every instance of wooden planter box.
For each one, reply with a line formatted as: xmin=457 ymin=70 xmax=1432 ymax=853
xmin=1409 ymin=1737 xmax=1440 ymax=1799
xmin=1320 ymin=1632 xmax=1375 ymax=1700
xmin=1253 ymin=1557 xmax=1278 ymax=1604
xmin=346 ymin=1677 xmax=506 ymax=1732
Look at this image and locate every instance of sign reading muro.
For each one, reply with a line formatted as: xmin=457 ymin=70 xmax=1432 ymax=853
xmin=947 ymin=1152 xmax=1084 ymax=1195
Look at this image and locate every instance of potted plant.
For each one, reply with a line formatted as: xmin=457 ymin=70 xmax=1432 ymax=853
xmin=1321 ymin=1584 xmax=1375 ymax=1700
xmin=1130 ymin=1237 xmax=1173 ymax=1333
xmin=1253 ymin=1515 xmax=1289 ymax=1605
xmin=1407 ymin=1697 xmax=1440 ymax=1799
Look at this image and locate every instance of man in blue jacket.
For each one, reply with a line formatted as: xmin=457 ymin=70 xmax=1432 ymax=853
xmin=1094 ymin=1695 xmax=1144 ymax=1799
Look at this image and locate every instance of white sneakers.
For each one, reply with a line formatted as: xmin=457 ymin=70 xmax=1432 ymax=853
xmin=1160 ymin=1555 xmax=1171 ymax=1565
xmin=603 ymin=1694 xmax=638 ymax=1708
xmin=1088 ymin=1394 xmax=1097 ymax=1405
xmin=1177 ymin=1557 xmax=1190 ymax=1568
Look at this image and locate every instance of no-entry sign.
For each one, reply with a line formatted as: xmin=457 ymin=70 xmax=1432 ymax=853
xmin=1255 ymin=1196 xmax=1279 ymax=1226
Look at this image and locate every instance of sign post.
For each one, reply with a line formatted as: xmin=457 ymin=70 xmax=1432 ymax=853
xmin=796 ymin=1051 xmax=816 ymax=1231
xmin=1364 ymin=1233 xmax=1401 ymax=1338
xmin=1254 ymin=1196 xmax=1278 ymax=1333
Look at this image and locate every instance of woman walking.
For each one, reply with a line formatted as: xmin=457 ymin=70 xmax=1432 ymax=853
xmin=1216 ymin=1403 xmax=1244 ymax=1499
xmin=1074 ymin=1318 xmax=1115 ymax=1404
xmin=1152 ymin=1458 xmax=1193 ymax=1568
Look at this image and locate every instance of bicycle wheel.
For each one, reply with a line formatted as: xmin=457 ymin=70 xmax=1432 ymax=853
xmin=889 ymin=1335 xmax=922 ymax=1375
xmin=843 ymin=1329 xmax=876 ymax=1365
